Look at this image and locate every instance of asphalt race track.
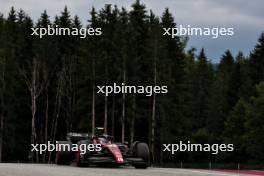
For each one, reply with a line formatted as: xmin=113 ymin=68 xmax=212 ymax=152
xmin=0 ymin=164 xmax=258 ymax=176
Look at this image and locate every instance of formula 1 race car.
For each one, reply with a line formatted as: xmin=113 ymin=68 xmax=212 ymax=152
xmin=55 ymin=127 xmax=150 ymax=169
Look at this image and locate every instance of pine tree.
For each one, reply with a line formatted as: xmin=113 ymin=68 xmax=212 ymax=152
xmin=2 ymin=7 xmax=20 ymax=162
xmin=116 ymin=7 xmax=129 ymax=142
xmin=249 ymin=33 xmax=264 ymax=85
xmin=35 ymin=10 xmax=58 ymax=162
xmin=97 ymin=4 xmax=118 ymax=134
xmin=88 ymin=7 xmax=100 ymax=135
xmin=147 ymin=10 xmax=160 ymax=163
xmin=191 ymin=48 xmax=213 ymax=129
xmin=223 ymin=98 xmax=248 ymax=162
xmin=37 ymin=10 xmax=50 ymax=27
xmin=0 ymin=13 xmax=5 ymax=162
xmin=160 ymin=8 xmax=187 ymax=162
xmin=245 ymin=82 xmax=264 ymax=162
xmin=128 ymin=0 xmax=148 ymax=144
xmin=208 ymin=50 xmax=235 ymax=138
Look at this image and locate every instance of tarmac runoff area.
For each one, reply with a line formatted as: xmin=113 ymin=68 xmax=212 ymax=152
xmin=0 ymin=163 xmax=263 ymax=176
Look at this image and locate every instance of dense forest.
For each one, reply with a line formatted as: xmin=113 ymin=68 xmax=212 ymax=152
xmin=0 ymin=0 xmax=264 ymax=166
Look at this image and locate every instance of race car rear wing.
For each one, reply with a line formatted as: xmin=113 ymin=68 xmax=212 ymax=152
xmin=66 ymin=132 xmax=90 ymax=143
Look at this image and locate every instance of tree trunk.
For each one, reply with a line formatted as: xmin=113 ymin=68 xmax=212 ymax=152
xmin=30 ymin=88 xmax=38 ymax=162
xmin=104 ymin=95 xmax=108 ymax=133
xmin=150 ymin=36 xmax=157 ymax=163
xmin=0 ymin=112 xmax=3 ymax=163
xmin=43 ymin=88 xmax=49 ymax=163
xmin=92 ymin=56 xmax=95 ymax=135
xmin=111 ymin=96 xmax=115 ymax=136
xmin=130 ymin=95 xmax=136 ymax=145
xmin=121 ymin=70 xmax=126 ymax=143
xmin=151 ymin=70 xmax=156 ymax=163
xmin=130 ymin=117 xmax=135 ymax=145
xmin=48 ymin=71 xmax=62 ymax=163
xmin=27 ymin=58 xmax=42 ymax=163
xmin=0 ymin=58 xmax=5 ymax=162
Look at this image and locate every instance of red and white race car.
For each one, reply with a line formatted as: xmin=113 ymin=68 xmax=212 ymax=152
xmin=55 ymin=127 xmax=150 ymax=169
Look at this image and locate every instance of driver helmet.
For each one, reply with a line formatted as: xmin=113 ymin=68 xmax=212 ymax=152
xmin=95 ymin=127 xmax=104 ymax=136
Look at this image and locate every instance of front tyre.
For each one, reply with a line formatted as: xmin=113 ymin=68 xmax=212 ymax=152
xmin=134 ymin=142 xmax=149 ymax=169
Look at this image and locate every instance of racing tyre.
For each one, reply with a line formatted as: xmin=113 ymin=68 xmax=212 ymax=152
xmin=75 ymin=150 xmax=85 ymax=167
xmin=75 ymin=140 xmax=90 ymax=167
xmin=55 ymin=141 xmax=72 ymax=165
xmin=134 ymin=142 xmax=149 ymax=169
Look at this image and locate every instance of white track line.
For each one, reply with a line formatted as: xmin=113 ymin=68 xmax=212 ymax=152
xmin=180 ymin=169 xmax=253 ymax=176
xmin=154 ymin=168 xmax=253 ymax=176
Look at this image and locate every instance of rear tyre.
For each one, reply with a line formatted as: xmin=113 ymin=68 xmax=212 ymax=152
xmin=134 ymin=143 xmax=149 ymax=169
xmin=55 ymin=141 xmax=72 ymax=165
xmin=75 ymin=151 xmax=86 ymax=167
xmin=75 ymin=140 xmax=91 ymax=167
